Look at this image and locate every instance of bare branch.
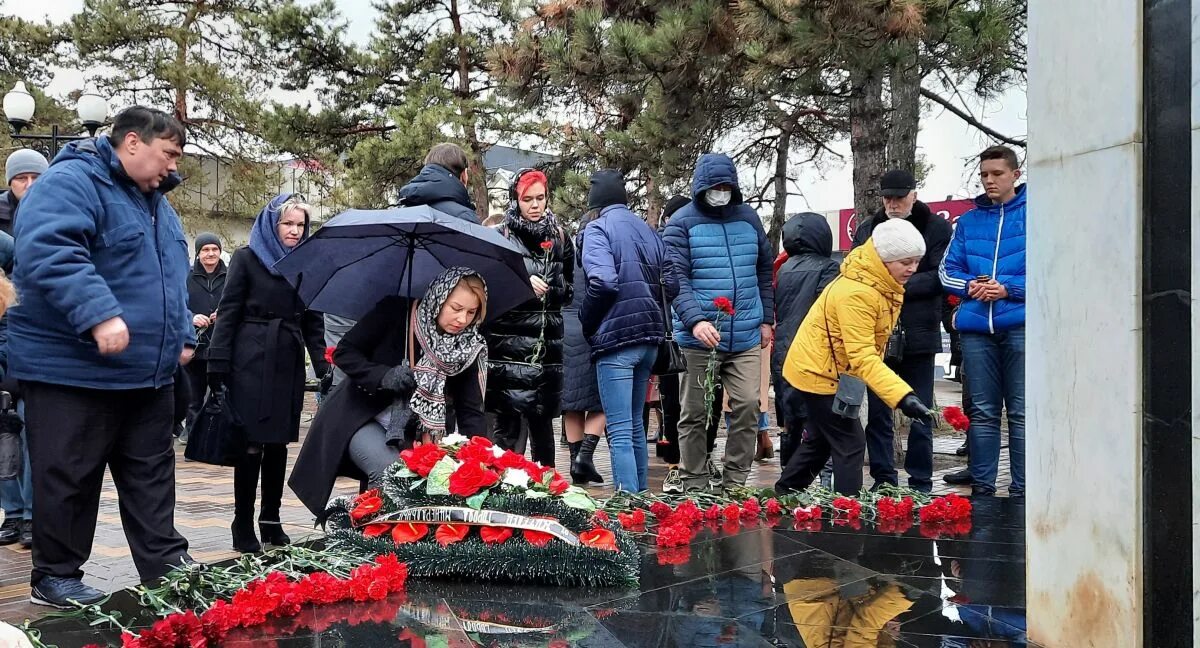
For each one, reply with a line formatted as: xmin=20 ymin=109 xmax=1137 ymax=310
xmin=919 ymin=88 xmax=1026 ymax=147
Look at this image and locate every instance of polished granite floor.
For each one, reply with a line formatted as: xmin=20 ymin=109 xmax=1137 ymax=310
xmin=32 ymin=496 xmax=1031 ymax=648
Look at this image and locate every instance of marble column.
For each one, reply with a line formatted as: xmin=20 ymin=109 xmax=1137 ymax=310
xmin=1029 ymin=0 xmax=1193 ymax=646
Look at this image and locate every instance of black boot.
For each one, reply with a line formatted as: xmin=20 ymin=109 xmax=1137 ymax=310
xmin=570 ymin=434 xmax=604 ymax=485
xmin=232 ymin=452 xmax=262 ymax=553
xmin=258 ymin=444 xmax=290 ymax=546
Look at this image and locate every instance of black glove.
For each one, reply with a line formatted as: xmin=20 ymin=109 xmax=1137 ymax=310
xmin=898 ymin=394 xmax=933 ymax=423
xmin=318 ymin=371 xmax=334 ymax=396
xmin=381 ymin=361 xmax=416 ymax=399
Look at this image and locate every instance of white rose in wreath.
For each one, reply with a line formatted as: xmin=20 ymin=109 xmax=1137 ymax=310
xmin=502 ymin=468 xmax=531 ymax=490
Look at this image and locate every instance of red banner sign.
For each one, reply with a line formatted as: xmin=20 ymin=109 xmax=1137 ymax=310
xmin=837 ymin=199 xmax=975 ymax=250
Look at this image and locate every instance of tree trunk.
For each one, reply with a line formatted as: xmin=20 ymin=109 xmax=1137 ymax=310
xmin=768 ymin=128 xmax=792 ymax=254
xmin=644 ymin=172 xmax=663 ymax=230
xmin=887 ymin=43 xmax=921 ymax=173
xmin=849 ymin=66 xmax=887 ymax=225
xmin=448 ymin=0 xmax=491 ymax=220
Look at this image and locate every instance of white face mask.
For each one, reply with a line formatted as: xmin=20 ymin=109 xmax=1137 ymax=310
xmin=705 ymin=189 xmax=732 ymax=207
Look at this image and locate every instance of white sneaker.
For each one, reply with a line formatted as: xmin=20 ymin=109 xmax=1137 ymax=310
xmin=662 ymin=466 xmax=685 ymax=494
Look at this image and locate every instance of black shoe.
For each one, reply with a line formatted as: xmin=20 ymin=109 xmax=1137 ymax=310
xmin=570 ymin=434 xmax=604 ymax=485
xmin=19 ymin=519 xmax=32 ymax=548
xmin=30 ymin=576 xmax=106 ymax=609
xmin=970 ymin=486 xmax=996 ymax=497
xmin=0 ymin=518 xmax=19 ymax=546
xmin=955 ymin=442 xmax=968 ymax=457
xmin=259 ymin=521 xmax=291 ymax=546
xmin=232 ymin=519 xmax=261 ymax=553
xmin=943 ymin=468 xmax=972 ymax=485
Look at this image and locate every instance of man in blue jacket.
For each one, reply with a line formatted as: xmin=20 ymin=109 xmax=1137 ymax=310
xmin=663 ymin=153 xmax=775 ymax=491
xmin=10 ymin=107 xmax=194 ymax=607
xmin=939 ymin=145 xmax=1026 ymax=497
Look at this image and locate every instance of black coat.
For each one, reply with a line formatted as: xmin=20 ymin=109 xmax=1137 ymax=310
xmin=852 ymin=200 xmax=953 ymax=355
xmin=187 ymin=259 xmax=227 ymax=359
xmin=484 ymin=220 xmax=574 ymax=417
xmin=560 ymin=257 xmax=601 ymax=413
xmin=207 ymin=247 xmax=328 ymax=444
xmin=289 ymin=296 xmax=487 ymax=517
xmin=772 ymin=213 xmax=840 ymax=381
xmin=396 ymin=164 xmax=480 ymax=224
xmin=0 ymin=191 xmax=16 ymax=237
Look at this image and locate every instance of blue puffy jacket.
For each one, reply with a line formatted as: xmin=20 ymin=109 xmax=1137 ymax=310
xmin=579 ymin=204 xmax=678 ymax=357
xmin=939 ymin=184 xmax=1027 ymax=334
xmin=662 ymin=153 xmax=775 ymax=353
xmin=9 ymin=136 xmax=194 ymax=389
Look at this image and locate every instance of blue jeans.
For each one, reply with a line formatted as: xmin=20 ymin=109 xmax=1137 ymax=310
xmin=0 ymin=400 xmax=31 ymax=520
xmin=596 ymin=344 xmax=657 ymax=493
xmin=962 ymin=329 xmax=1025 ymax=494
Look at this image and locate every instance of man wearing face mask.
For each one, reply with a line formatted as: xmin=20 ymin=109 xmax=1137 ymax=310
xmin=663 ymin=153 xmax=775 ymax=492
xmin=850 ymin=170 xmax=952 ymax=493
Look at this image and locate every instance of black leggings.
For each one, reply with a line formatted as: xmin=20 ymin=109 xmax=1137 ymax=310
xmin=654 ymin=373 xmax=720 ymax=465
xmin=234 ymin=443 xmax=288 ymax=523
xmin=493 ymin=412 xmax=557 ymax=468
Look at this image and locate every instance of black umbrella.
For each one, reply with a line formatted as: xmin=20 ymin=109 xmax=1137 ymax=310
xmin=275 ymin=206 xmax=534 ymax=322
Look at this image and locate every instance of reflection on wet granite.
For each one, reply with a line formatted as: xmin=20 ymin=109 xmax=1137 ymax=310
xmin=35 ymin=496 xmax=1036 ymax=648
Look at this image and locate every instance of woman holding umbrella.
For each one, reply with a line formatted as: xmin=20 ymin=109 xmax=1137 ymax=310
xmin=289 ymin=268 xmax=490 ymax=518
xmin=207 ymin=193 xmax=329 ymax=553
xmin=485 ymin=169 xmax=574 ymax=468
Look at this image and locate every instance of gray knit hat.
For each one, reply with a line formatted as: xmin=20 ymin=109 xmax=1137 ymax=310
xmin=5 ymin=149 xmax=49 ymax=184
xmin=194 ymin=232 xmax=223 ymax=254
xmin=872 ymin=218 xmax=926 ymax=263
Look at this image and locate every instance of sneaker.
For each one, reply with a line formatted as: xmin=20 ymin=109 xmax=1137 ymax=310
xmin=19 ymin=519 xmax=31 ymax=549
xmin=662 ymin=466 xmax=685 ymax=495
xmin=0 ymin=518 xmax=19 ymax=546
xmin=706 ymin=457 xmax=722 ymax=489
xmin=30 ymin=576 xmax=106 ymax=609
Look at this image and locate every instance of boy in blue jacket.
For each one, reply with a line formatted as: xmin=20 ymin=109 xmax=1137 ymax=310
xmin=939 ymin=145 xmax=1027 ymax=497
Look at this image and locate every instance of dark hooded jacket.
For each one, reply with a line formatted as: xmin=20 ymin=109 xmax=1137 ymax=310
xmin=771 ymin=213 xmax=840 ymax=381
xmin=852 ymin=200 xmax=952 ymax=355
xmin=662 ymin=153 xmax=775 ymax=353
xmin=396 ymin=164 xmax=480 ymax=224
xmin=187 ymin=258 xmax=227 ymax=359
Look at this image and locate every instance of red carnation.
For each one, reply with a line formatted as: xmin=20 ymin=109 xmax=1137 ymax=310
xmin=942 ymin=406 xmax=971 ymax=432
xmin=704 ymin=504 xmax=721 ymax=521
xmin=741 ymin=498 xmax=761 ymax=518
xmin=618 ymin=512 xmax=645 ymax=530
xmin=764 ymin=498 xmax=782 ymax=517
xmin=668 ymin=500 xmax=702 ymax=527
xmin=831 ymin=497 xmax=862 ymax=520
xmin=448 ymin=461 xmax=501 ymax=498
xmin=793 ymin=505 xmax=822 ymax=523
xmin=713 ymin=296 xmax=734 ymax=316
xmin=593 ymin=511 xmax=611 ymax=524
xmin=400 ymin=443 xmax=447 ymax=478
xmin=540 ymin=240 xmax=554 ymax=251
xmin=656 ymin=523 xmax=693 ymax=548
xmin=324 ymin=346 xmax=337 ymax=365
xmin=649 ymin=501 xmax=673 ymax=521
xmin=721 ymin=503 xmax=741 ymax=521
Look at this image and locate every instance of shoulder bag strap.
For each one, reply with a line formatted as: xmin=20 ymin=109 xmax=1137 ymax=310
xmin=822 ymin=277 xmax=849 ymax=378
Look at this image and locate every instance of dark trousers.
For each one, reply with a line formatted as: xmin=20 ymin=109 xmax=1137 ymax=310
xmin=494 ymin=412 xmax=556 ymax=468
xmin=172 ymin=368 xmax=190 ymax=427
xmin=234 ymin=443 xmax=288 ymax=523
xmin=182 ymin=357 xmax=212 ymax=429
xmin=864 ymin=353 xmax=935 ymax=491
xmin=776 ymin=391 xmax=866 ymax=496
xmin=23 ymin=381 xmax=189 ymax=586
xmin=773 ymin=375 xmax=805 ymax=466
xmin=654 ymin=373 xmax=719 ymax=465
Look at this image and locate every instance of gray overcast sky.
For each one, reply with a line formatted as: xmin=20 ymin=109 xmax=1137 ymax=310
xmin=26 ymin=0 xmax=1027 ymax=212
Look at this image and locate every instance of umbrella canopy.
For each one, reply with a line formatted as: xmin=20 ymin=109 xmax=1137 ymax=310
xmin=275 ymin=206 xmax=534 ymax=322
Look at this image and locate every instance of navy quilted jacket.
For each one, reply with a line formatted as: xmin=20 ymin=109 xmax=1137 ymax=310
xmin=939 ymin=184 xmax=1027 ymax=334
xmin=662 ymin=153 xmax=775 ymax=353
xmin=578 ymin=204 xmax=677 ymax=357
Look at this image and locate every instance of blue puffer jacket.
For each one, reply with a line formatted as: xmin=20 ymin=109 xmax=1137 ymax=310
xmin=939 ymin=184 xmax=1027 ymax=334
xmin=578 ymin=204 xmax=678 ymax=357
xmin=9 ymin=136 xmax=194 ymax=389
xmin=662 ymin=153 xmax=775 ymax=353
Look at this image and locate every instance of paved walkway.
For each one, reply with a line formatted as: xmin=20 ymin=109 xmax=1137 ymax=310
xmin=0 ymin=378 xmax=1008 ymax=624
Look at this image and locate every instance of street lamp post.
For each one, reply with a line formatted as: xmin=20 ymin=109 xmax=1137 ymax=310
xmin=2 ymin=81 xmax=110 ymax=159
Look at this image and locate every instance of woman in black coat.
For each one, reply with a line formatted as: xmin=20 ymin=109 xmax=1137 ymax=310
xmin=485 ymin=169 xmax=574 ymax=467
xmin=207 ymin=193 xmax=328 ymax=553
xmin=560 ymin=211 xmax=604 ymax=485
xmin=289 ymin=269 xmax=490 ymax=518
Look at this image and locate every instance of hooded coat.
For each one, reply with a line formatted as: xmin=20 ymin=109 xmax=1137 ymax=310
xmin=396 ymin=164 xmax=480 ymax=224
xmin=8 ymin=136 xmax=194 ymax=390
xmin=207 ymin=195 xmax=329 ymax=444
xmin=939 ymin=184 xmax=1027 ymax=334
xmin=772 ymin=213 xmax=840 ymax=382
xmin=484 ymin=202 xmax=574 ymax=418
xmin=662 ymin=153 xmax=774 ymax=354
xmin=782 ymin=242 xmax=913 ymax=409
xmin=851 ymin=200 xmax=952 ymax=355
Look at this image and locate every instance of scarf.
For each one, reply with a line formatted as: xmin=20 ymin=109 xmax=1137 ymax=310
xmin=248 ymin=192 xmax=310 ymax=276
xmin=503 ymin=203 xmax=561 ymax=252
xmin=407 ymin=267 xmax=489 ymax=441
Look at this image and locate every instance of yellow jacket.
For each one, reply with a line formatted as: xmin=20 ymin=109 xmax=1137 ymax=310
xmin=782 ymin=240 xmax=913 ymax=408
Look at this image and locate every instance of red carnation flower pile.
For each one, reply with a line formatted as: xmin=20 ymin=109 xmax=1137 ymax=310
xmin=918 ymin=493 xmax=972 ymax=525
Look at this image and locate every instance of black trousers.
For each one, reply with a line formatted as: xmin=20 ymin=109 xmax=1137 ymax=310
xmin=494 ymin=412 xmax=556 ymax=468
xmin=654 ymin=373 xmax=719 ymax=465
xmin=864 ymin=353 xmax=935 ymax=490
xmin=23 ymin=381 xmax=189 ymax=586
xmin=776 ymin=391 xmax=866 ymax=496
xmin=773 ymin=376 xmax=805 ymax=466
xmin=182 ymin=357 xmax=213 ymax=429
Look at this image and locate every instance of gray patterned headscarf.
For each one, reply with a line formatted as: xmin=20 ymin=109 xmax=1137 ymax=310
xmin=409 ymin=267 xmax=489 ymax=439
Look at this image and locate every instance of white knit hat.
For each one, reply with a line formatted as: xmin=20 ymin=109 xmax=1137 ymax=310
xmin=872 ymin=218 xmax=926 ymax=262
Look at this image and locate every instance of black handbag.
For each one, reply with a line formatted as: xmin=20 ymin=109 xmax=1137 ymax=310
xmin=184 ymin=387 xmax=247 ymax=466
xmin=651 ymin=275 xmax=686 ymax=376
